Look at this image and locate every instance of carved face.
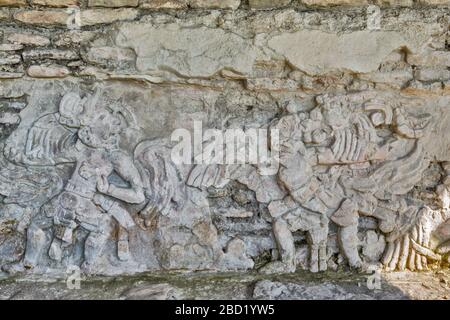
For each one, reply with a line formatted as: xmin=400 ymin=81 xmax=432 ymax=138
xmin=78 ymin=157 xmax=113 ymax=180
xmin=59 ymin=192 xmax=78 ymax=210
xmin=322 ymin=104 xmax=349 ymax=128
xmin=78 ymin=111 xmax=122 ymax=148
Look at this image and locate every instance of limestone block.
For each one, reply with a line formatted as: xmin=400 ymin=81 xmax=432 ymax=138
xmin=416 ymin=67 xmax=450 ymax=82
xmin=0 ymin=52 xmax=21 ymax=65
xmin=0 ymin=8 xmax=9 ymax=19
xmin=53 ymin=31 xmax=97 ymax=47
xmin=79 ymin=8 xmax=138 ymax=26
xmin=301 ymin=0 xmax=368 ymax=6
xmin=84 ymin=46 xmax=136 ymax=69
xmin=268 ymin=30 xmax=408 ymax=75
xmin=22 ymin=49 xmax=78 ymax=61
xmin=408 ymin=51 xmax=450 ymax=67
xmin=417 ymin=0 xmax=450 ymax=4
xmin=375 ymin=0 xmax=413 ymax=5
xmin=0 ymin=0 xmax=26 ymax=6
xmin=27 ymin=65 xmax=70 ymax=77
xmin=0 ymin=44 xmax=24 ymax=51
xmin=189 ymin=0 xmax=240 ymax=9
xmin=249 ymin=0 xmax=291 ymax=9
xmin=0 ymin=71 xmax=24 ymax=78
xmin=31 ymin=0 xmax=79 ymax=7
xmin=116 ymin=23 xmax=265 ymax=77
xmin=14 ymin=10 xmax=69 ymax=25
xmin=139 ymin=0 xmax=187 ymax=8
xmin=6 ymin=33 xmax=50 ymax=47
xmin=88 ymin=0 xmax=139 ymax=7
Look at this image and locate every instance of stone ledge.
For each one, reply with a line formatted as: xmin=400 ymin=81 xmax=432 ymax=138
xmin=1 ymin=0 xmax=449 ymax=8
xmin=30 ymin=0 xmax=79 ymax=7
xmin=0 ymin=0 xmax=26 ymax=7
xmin=88 ymin=0 xmax=139 ymax=7
xmin=0 ymin=271 xmax=448 ymax=299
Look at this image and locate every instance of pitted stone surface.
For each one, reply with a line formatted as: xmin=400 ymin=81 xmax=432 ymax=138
xmin=0 ymin=2 xmax=448 ymax=286
xmin=268 ymin=30 xmax=408 ymax=75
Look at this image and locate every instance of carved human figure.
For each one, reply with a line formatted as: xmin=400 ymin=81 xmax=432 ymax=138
xmin=3 ymin=92 xmax=145 ymax=274
xmin=259 ymin=93 xmax=437 ymax=273
xmin=315 ymin=96 xmax=431 ymax=270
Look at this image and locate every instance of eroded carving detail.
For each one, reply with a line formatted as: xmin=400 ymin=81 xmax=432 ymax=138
xmin=188 ymin=91 xmax=449 ymax=273
xmin=0 ymin=89 xmax=448 ymax=276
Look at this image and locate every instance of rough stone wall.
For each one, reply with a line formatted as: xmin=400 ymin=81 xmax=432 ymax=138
xmin=0 ymin=0 xmax=449 ymax=277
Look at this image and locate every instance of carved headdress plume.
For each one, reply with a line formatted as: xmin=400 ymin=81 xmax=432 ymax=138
xmin=59 ymin=92 xmax=85 ymax=119
xmin=107 ymin=97 xmax=137 ymax=131
xmin=59 ymin=92 xmax=86 ymax=128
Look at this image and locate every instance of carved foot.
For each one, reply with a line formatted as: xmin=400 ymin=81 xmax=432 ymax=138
xmin=118 ymin=240 xmax=131 ymax=262
xmin=259 ymin=261 xmax=296 ymax=274
xmin=48 ymin=240 xmax=63 ymax=262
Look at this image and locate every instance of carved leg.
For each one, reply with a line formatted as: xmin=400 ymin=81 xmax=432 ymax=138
xmin=82 ymin=231 xmax=108 ymax=273
xmin=338 ymin=225 xmax=363 ymax=269
xmin=307 ymin=218 xmax=328 ymax=273
xmin=2 ymin=222 xmax=47 ymax=274
xmin=259 ymin=218 xmax=296 ymax=274
xmin=310 ymin=244 xmax=319 ymax=273
xmin=117 ymin=226 xmax=131 ymax=262
xmin=2 ymin=208 xmax=54 ymax=274
xmin=273 ymin=219 xmax=295 ymax=268
xmin=48 ymin=238 xmax=64 ymax=262
xmin=319 ymin=243 xmax=327 ymax=272
xmin=23 ymin=223 xmax=48 ymax=269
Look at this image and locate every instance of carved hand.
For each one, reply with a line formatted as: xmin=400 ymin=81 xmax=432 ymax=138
xmin=97 ymin=175 xmax=110 ymax=194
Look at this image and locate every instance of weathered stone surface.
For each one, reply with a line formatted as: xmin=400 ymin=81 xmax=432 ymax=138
xmin=88 ymin=0 xmax=138 ymax=7
xmin=249 ymin=0 xmax=291 ymax=9
xmin=0 ymin=4 xmax=449 ymax=288
xmin=253 ymin=280 xmax=374 ymax=299
xmin=418 ymin=0 xmax=450 ymax=4
xmin=26 ymin=65 xmax=70 ymax=77
xmin=0 ymin=112 xmax=20 ymax=125
xmin=416 ymin=67 xmax=450 ymax=82
xmin=246 ymin=78 xmax=300 ymax=91
xmin=53 ymin=31 xmax=97 ymax=47
xmin=375 ymin=0 xmax=413 ymax=5
xmin=189 ymin=0 xmax=240 ymax=9
xmin=268 ymin=30 xmax=408 ymax=75
xmin=359 ymin=69 xmax=413 ymax=89
xmin=0 ymin=44 xmax=24 ymax=51
xmin=79 ymin=8 xmax=138 ymax=26
xmin=22 ymin=49 xmax=78 ymax=62
xmin=31 ymin=0 xmax=79 ymax=7
xmin=6 ymin=33 xmax=50 ymax=47
xmin=301 ymin=0 xmax=368 ymax=6
xmin=1 ymin=270 xmax=449 ymax=300
xmin=121 ymin=283 xmax=181 ymax=300
xmin=0 ymin=52 xmax=21 ymax=65
xmin=140 ymin=0 xmax=187 ymax=8
xmin=116 ymin=23 xmax=264 ymax=77
xmin=0 ymin=8 xmax=9 ymax=19
xmin=84 ymin=46 xmax=136 ymax=69
xmin=0 ymin=0 xmax=26 ymax=6
xmin=13 ymin=10 xmax=69 ymax=25
xmin=0 ymin=71 xmax=24 ymax=78
xmin=408 ymin=51 xmax=450 ymax=67
xmin=141 ymin=0 xmax=241 ymax=9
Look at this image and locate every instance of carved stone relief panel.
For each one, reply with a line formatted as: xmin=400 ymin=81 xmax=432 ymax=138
xmin=0 ymin=79 xmax=448 ymax=276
